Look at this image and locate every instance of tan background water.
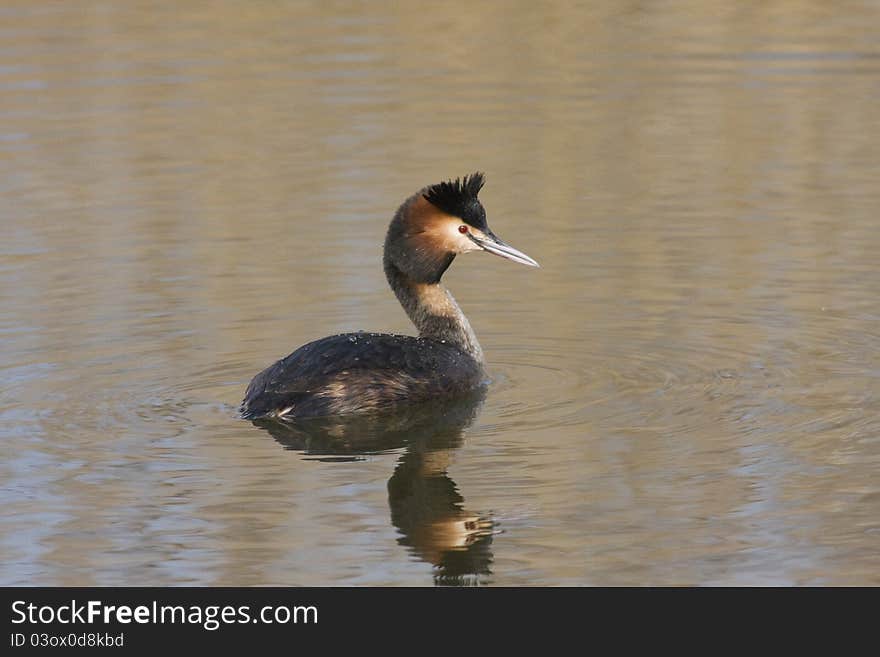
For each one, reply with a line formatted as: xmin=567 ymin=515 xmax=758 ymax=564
xmin=2 ymin=1 xmax=879 ymax=585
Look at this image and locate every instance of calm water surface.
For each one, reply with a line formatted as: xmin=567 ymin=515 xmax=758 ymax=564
xmin=2 ymin=2 xmax=879 ymax=585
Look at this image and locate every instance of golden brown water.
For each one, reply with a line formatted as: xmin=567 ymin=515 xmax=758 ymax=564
xmin=2 ymin=1 xmax=879 ymax=585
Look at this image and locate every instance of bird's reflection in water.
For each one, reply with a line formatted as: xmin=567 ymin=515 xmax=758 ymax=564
xmin=253 ymin=391 xmax=493 ymax=586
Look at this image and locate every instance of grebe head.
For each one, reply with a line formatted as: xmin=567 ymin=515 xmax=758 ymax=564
xmin=384 ymin=172 xmax=539 ymax=284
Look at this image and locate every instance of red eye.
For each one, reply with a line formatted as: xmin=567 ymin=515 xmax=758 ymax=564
xmin=458 ymin=225 xmax=469 ymax=234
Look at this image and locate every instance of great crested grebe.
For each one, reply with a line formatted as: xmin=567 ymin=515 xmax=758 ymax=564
xmin=241 ymin=172 xmax=538 ymax=420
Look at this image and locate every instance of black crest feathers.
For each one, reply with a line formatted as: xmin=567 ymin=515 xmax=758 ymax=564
xmin=422 ymin=172 xmax=487 ymax=229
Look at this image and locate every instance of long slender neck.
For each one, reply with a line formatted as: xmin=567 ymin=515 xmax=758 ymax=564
xmin=384 ymin=258 xmax=484 ymax=364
